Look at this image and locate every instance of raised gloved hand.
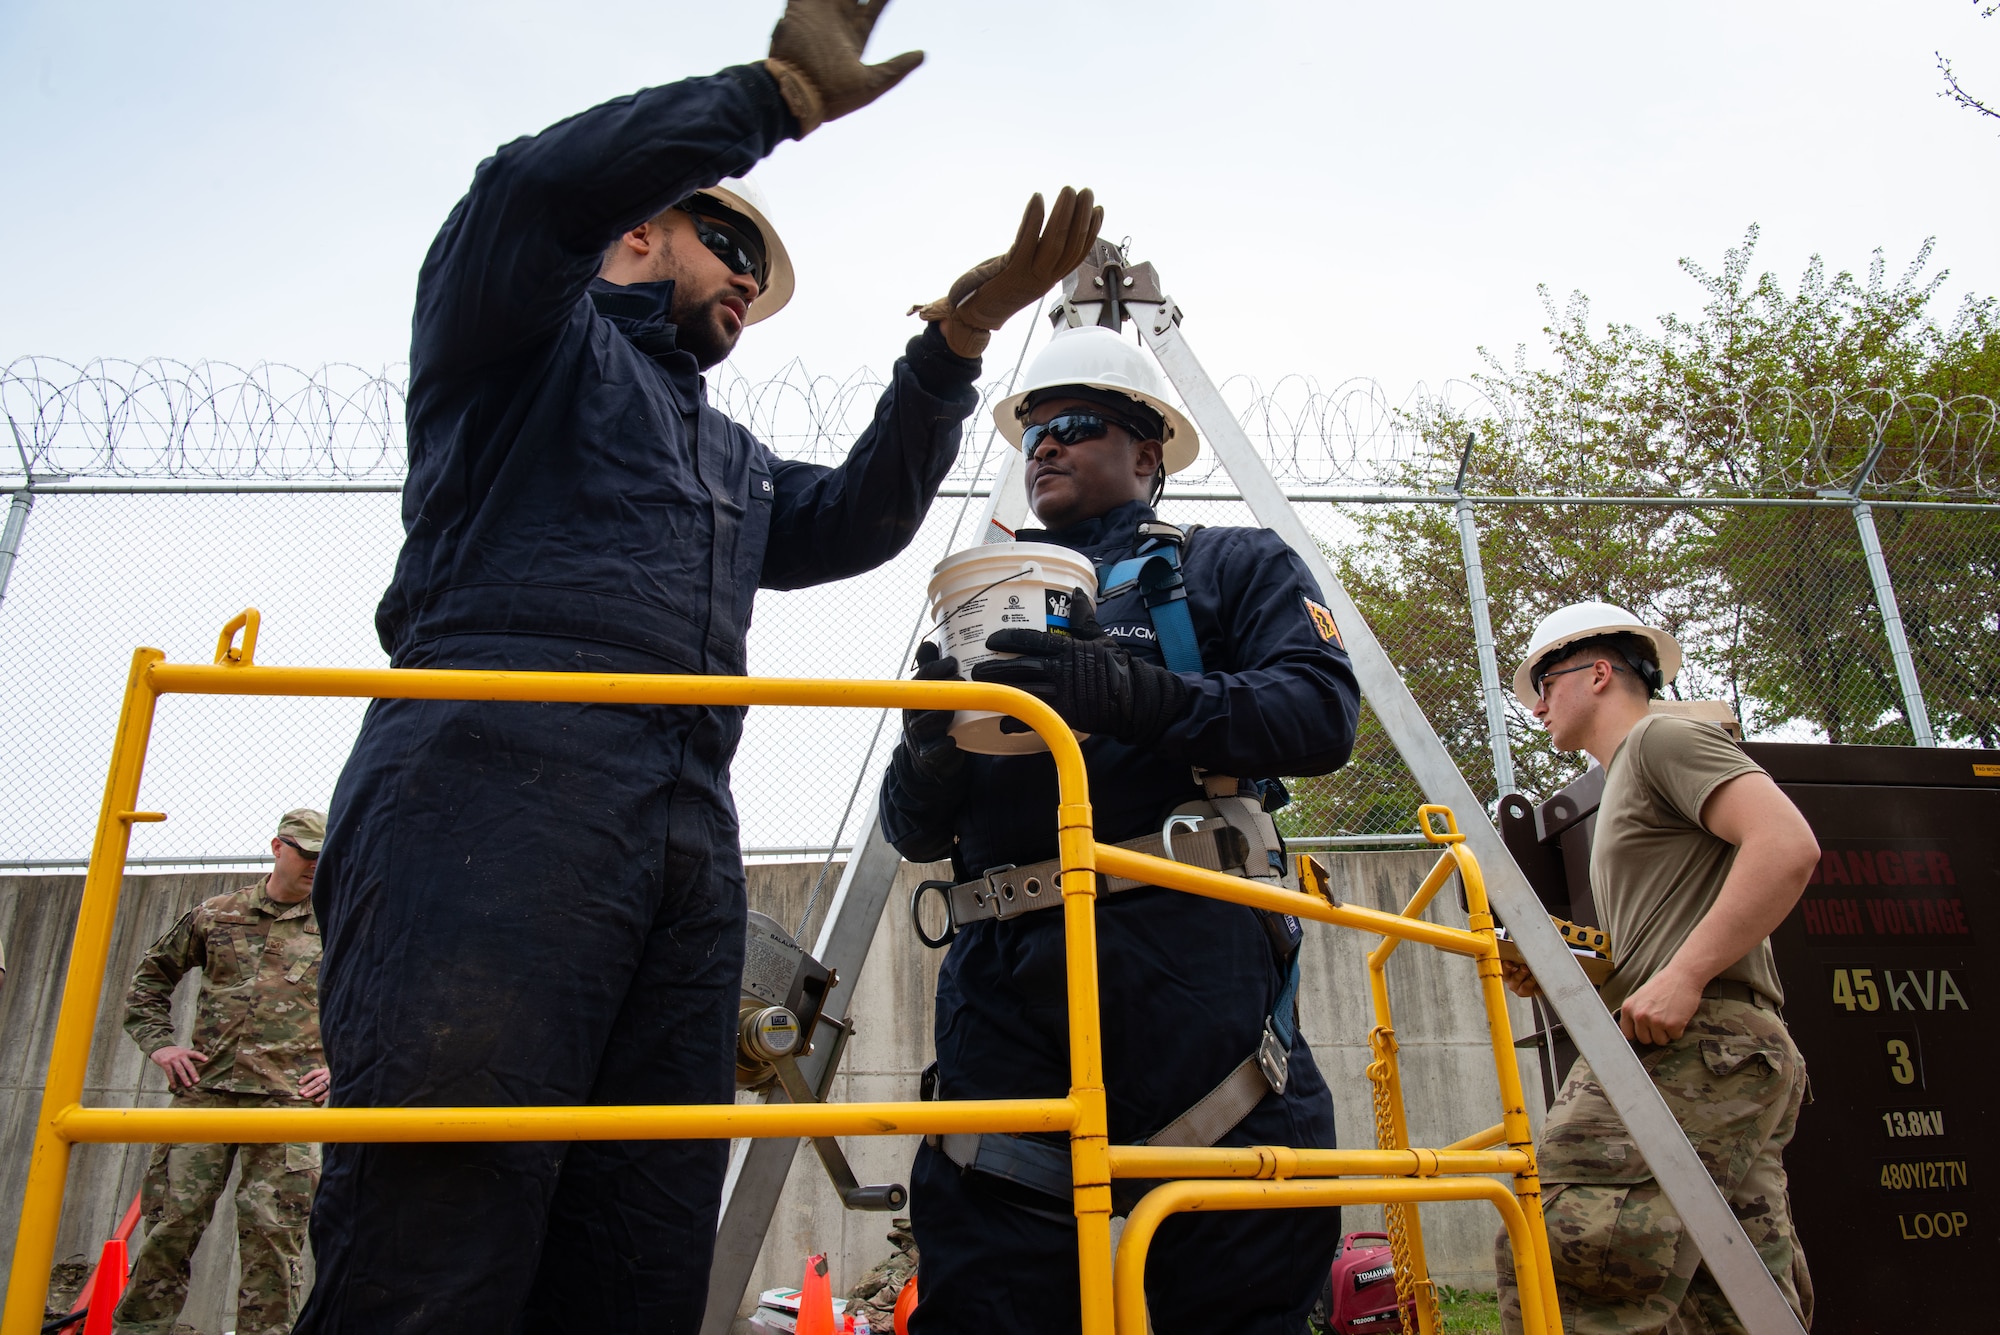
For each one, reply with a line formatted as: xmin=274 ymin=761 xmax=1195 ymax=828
xmin=765 ymin=0 xmax=925 ymax=136
xmin=890 ymin=640 xmax=968 ymax=790
xmin=913 ymin=188 xmax=1104 ymax=358
xmin=971 ymin=589 xmax=1192 ymax=749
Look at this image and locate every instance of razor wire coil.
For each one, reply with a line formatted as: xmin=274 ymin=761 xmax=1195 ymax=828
xmin=8 ymin=358 xmax=1995 ymax=499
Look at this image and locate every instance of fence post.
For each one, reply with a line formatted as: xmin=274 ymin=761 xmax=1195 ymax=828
xmin=1452 ymin=436 xmax=1517 ymax=798
xmin=1825 ymin=428 xmax=1936 ymax=748
xmin=0 ymin=484 xmax=32 ymax=611
xmin=1849 ymin=499 xmax=1935 ymax=747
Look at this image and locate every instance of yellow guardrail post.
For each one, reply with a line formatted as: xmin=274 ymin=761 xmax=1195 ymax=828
xmin=5 ymin=648 xmax=165 ymax=1335
xmin=1059 ymin=796 xmax=1114 ymax=1335
xmin=1363 ymin=814 xmax=1463 ymax=1335
xmin=1440 ymin=807 xmax=1561 ymax=1333
xmin=1093 ymin=803 xmax=1561 ymax=1335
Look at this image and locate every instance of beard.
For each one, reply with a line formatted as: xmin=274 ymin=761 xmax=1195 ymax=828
xmin=670 ymin=283 xmax=745 ymax=371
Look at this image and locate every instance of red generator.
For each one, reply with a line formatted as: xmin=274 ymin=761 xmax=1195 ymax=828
xmin=1316 ymin=1232 xmax=1413 ymax=1333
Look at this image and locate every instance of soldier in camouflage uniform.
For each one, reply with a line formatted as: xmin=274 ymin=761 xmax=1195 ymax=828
xmin=1496 ymin=605 xmax=1818 ymax=1335
xmin=114 ymin=810 xmax=332 ymax=1335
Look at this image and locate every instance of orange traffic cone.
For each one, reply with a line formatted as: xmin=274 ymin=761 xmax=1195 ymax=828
xmin=797 ymin=1253 xmax=836 ymax=1335
xmin=81 ymin=1237 xmax=129 ymax=1335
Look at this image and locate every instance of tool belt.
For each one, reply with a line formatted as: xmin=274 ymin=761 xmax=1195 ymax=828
xmin=917 ymin=783 xmax=1309 ymax=1209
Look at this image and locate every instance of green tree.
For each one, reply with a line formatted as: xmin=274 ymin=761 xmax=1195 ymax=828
xmin=1283 ymin=229 xmax=1999 ymax=833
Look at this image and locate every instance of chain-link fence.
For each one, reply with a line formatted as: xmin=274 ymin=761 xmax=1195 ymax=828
xmin=4 ymin=357 xmax=1994 ymax=866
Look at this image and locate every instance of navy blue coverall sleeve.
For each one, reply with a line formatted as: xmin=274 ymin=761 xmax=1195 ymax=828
xmin=759 ymin=325 xmax=981 ymax=589
xmin=382 ymin=63 xmax=979 ymax=662
xmin=413 ymin=65 xmax=795 ymax=380
xmin=1152 ymin=527 xmax=1360 ymax=777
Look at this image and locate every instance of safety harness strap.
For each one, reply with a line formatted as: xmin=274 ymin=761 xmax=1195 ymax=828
xmin=932 ymin=1131 xmax=1074 ymax=1202
xmin=1096 ymin=525 xmax=1205 ymax=676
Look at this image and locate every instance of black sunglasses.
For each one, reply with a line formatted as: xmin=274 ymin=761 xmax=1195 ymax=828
xmin=278 ymin=836 xmax=320 ymax=862
xmin=679 ymin=207 xmax=768 ymax=290
xmin=1020 ymin=412 xmax=1148 ymax=454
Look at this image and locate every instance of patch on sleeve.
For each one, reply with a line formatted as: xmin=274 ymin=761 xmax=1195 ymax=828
xmin=1303 ymin=596 xmax=1343 ymax=647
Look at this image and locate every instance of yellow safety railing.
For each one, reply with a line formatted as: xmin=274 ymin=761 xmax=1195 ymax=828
xmin=1094 ymin=806 xmax=1563 ymax=1335
xmin=4 ymin=611 xmax=1562 ymax=1335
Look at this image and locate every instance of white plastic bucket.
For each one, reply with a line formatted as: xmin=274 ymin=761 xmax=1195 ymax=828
xmin=924 ymin=541 xmax=1098 ymax=755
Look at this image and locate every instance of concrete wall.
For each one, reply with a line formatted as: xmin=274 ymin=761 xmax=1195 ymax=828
xmin=2 ymin=851 xmax=1542 ymax=1329
xmin=1 ymin=872 xmax=256 ymax=1330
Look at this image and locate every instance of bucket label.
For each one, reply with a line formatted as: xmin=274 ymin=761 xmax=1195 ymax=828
xmin=1047 ymin=588 xmax=1075 ymax=635
xmin=998 ymin=591 xmax=1037 ymax=627
xmin=945 ymin=594 xmax=987 ymax=654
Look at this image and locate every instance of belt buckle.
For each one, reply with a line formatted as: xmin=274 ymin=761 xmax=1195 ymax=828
xmin=1256 ymin=1020 xmax=1291 ymax=1094
xmin=976 ymin=864 xmax=1018 ymax=921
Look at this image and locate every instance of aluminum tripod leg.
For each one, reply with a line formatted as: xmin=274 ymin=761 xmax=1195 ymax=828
xmin=698 ymin=451 xmax=1032 ymax=1335
xmin=1128 ymin=297 xmax=1807 ymax=1335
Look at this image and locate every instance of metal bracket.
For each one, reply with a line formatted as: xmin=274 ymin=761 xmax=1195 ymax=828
xmin=1255 ymin=1019 xmax=1291 ymax=1094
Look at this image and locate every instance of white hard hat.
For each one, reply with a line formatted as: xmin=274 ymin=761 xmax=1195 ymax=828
xmin=1512 ymin=601 xmax=1683 ymax=709
xmin=992 ymin=326 xmax=1201 ymax=474
xmin=690 ymin=175 xmax=794 ymax=325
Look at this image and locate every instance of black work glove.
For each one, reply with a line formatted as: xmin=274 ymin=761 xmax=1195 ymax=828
xmin=890 ymin=641 xmax=967 ymax=791
xmin=971 ymin=589 xmax=1192 ymax=750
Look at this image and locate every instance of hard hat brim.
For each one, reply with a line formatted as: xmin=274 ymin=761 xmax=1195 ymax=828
xmin=992 ymin=385 xmax=1200 ymax=475
xmin=1512 ymin=619 xmax=1685 ymax=710
xmin=694 ymin=181 xmax=793 ymax=325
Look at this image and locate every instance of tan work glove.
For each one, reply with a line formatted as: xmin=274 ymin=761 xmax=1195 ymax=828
xmin=914 ymin=187 xmax=1105 ymax=358
xmin=764 ymin=0 xmax=924 ymax=136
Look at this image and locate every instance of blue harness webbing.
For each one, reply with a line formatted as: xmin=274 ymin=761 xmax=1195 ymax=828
xmin=1272 ymin=942 xmax=1301 ymax=1050
xmin=1096 ymin=528 xmax=1205 ymax=675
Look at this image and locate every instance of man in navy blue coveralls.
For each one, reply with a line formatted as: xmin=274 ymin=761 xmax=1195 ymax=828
xmin=300 ymin=5 xmax=1104 ymax=1331
xmin=880 ymin=327 xmax=1363 ymax=1333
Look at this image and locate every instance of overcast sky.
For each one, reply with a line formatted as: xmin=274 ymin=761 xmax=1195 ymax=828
xmin=4 ymin=0 xmax=1997 ymax=403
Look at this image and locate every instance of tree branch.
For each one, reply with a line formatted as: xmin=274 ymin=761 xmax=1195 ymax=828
xmin=1937 ymin=52 xmax=2000 ymax=123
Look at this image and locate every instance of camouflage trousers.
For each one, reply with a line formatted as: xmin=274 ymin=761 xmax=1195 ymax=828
xmin=113 ymin=1089 xmax=321 ymax=1335
xmin=1497 ymin=999 xmax=1814 ymax=1335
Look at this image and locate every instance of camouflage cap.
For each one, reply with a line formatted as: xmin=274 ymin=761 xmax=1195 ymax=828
xmin=275 ymin=808 xmax=327 ymax=854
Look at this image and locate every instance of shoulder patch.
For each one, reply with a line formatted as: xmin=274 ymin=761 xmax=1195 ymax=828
xmin=1303 ymin=596 xmax=1343 ymax=647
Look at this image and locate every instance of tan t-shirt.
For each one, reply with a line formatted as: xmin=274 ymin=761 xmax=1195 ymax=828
xmin=1589 ymin=714 xmax=1783 ymax=1013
